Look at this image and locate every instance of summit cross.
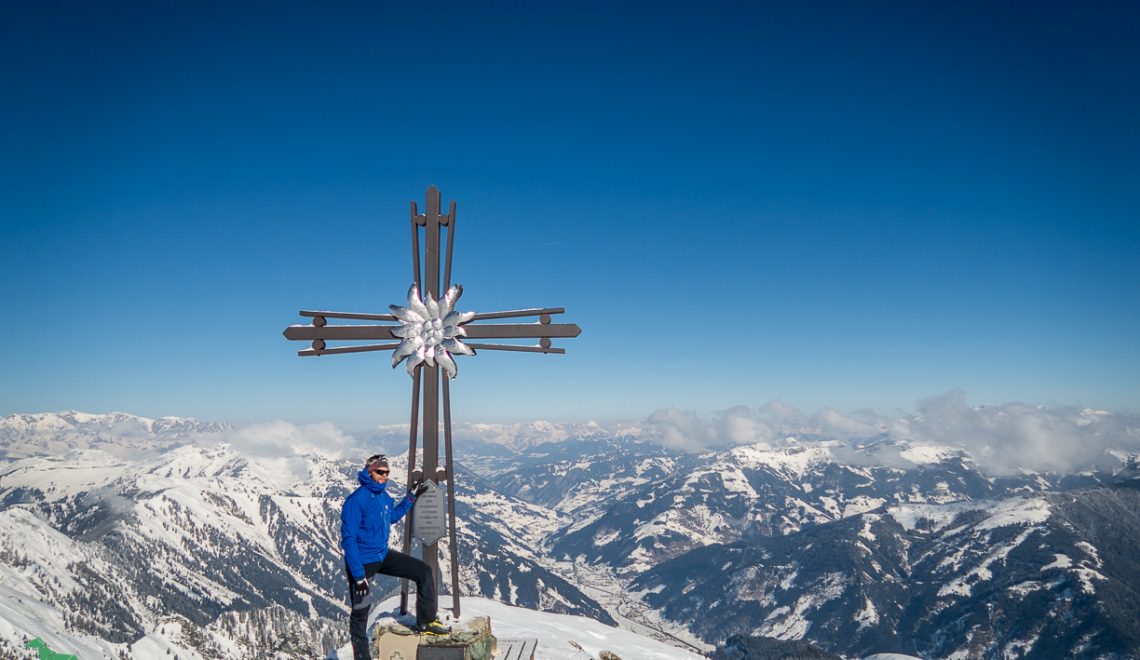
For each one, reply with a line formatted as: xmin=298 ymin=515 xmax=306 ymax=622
xmin=282 ymin=186 xmax=581 ymax=617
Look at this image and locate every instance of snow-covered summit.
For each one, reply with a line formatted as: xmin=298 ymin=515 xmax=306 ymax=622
xmin=334 ymin=596 xmax=705 ymax=660
xmin=721 ymin=441 xmax=836 ymax=481
xmin=0 ymin=410 xmax=234 ymax=459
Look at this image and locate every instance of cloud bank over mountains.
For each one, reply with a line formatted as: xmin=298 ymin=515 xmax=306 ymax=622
xmin=210 ymin=420 xmax=356 ymax=460
xmin=5 ymin=390 xmax=1137 ymax=477
xmin=642 ymin=389 xmax=1140 ymax=475
xmin=206 ymin=390 xmax=1140 ymax=477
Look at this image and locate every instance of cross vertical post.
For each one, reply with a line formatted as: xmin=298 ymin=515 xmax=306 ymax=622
xmin=407 ymin=186 xmax=451 ymax=613
xmin=441 ymin=375 xmax=461 ymax=607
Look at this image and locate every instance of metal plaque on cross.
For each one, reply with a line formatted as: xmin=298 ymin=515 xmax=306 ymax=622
xmin=411 ymin=480 xmax=447 ymax=546
xmin=281 ymin=186 xmax=580 ymax=618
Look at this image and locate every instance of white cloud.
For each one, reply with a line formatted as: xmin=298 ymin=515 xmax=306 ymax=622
xmin=641 ymin=390 xmax=1140 ymax=475
xmin=899 ymin=390 xmax=1140 ymax=475
xmin=201 ymin=420 xmax=357 ymax=460
xmin=644 ymin=406 xmax=779 ymax=452
xmin=758 ymin=399 xmax=806 ymax=422
xmin=811 ymin=407 xmax=881 ymax=436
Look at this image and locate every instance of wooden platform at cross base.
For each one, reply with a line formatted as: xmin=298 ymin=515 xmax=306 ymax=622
xmin=380 ymin=636 xmax=539 ymax=660
xmin=495 ymin=638 xmax=537 ymax=660
xmin=416 ymin=638 xmax=538 ymax=660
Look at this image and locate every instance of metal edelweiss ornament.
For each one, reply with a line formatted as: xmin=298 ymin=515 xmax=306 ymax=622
xmin=390 ymin=283 xmax=476 ymax=378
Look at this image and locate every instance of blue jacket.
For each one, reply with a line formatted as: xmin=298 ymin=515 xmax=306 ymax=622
xmin=341 ymin=469 xmax=415 ymax=580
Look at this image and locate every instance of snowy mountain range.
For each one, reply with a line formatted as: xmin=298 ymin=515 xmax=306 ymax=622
xmin=2 ymin=410 xmax=1139 ymax=659
xmin=0 ymin=413 xmax=612 ymax=658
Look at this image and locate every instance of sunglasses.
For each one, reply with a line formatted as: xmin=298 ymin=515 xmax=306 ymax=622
xmin=372 ymin=469 xmax=390 ymax=475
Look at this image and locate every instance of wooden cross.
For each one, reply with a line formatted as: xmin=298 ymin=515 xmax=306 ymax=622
xmin=282 ymin=186 xmax=580 ymax=618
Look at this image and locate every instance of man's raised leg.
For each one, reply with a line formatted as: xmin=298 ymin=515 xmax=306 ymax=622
xmin=377 ymin=549 xmax=437 ymax=627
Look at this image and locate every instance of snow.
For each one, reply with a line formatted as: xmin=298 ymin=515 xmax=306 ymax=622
xmin=899 ymin=444 xmax=957 ymax=465
xmin=0 ymin=583 xmax=119 ymax=659
xmin=1 ymin=508 xmax=94 ymax=592
xmin=818 ymin=495 xmax=840 ymax=517
xmin=844 ymin=496 xmax=886 ymax=518
xmin=858 ymin=515 xmax=878 ymax=544
xmin=1105 ymin=448 xmax=1138 ymax=464
xmin=938 ymin=526 xmax=1041 ymax=598
xmin=0 ymin=508 xmax=211 ymax=659
xmin=446 ymin=420 xmax=608 ymax=450
xmin=854 ymin=596 xmax=879 ymax=629
xmin=1075 ymin=541 xmax=1102 ymax=567
xmin=331 ymin=596 xmax=706 ymax=660
xmin=937 ymin=579 xmax=972 ymax=598
xmin=1008 ymin=580 xmax=1045 ymax=597
xmin=887 ymin=497 xmax=1050 ymax=533
xmin=130 ymin=629 xmax=206 ymax=660
xmin=3 ymin=409 xmax=1135 ymax=660
xmin=0 ymin=411 xmax=233 ymax=460
xmin=1005 ymin=635 xmax=1038 ymax=658
xmin=719 ymin=465 xmax=758 ymax=497
xmin=976 ymin=498 xmax=1050 ymax=530
xmin=887 ymin=502 xmax=969 ymax=532
xmin=760 ymin=572 xmax=847 ymax=640
xmin=588 ymin=564 xmax=713 ymax=653
xmin=1041 ymin=554 xmax=1072 ymax=571
xmin=727 ymin=443 xmax=833 ymax=481
xmin=779 ymin=569 xmax=799 ymax=591
xmin=0 ymin=451 xmax=133 ymax=496
xmin=1072 ymin=567 xmax=1107 ymax=594
xmin=592 ymin=529 xmax=620 ymax=546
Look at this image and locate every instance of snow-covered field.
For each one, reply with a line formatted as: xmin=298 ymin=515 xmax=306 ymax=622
xmin=336 ymin=596 xmax=706 ymax=660
xmin=329 ymin=597 xmax=926 ymax=660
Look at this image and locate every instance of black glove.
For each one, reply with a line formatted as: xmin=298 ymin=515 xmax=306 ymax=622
xmin=353 ymin=579 xmax=369 ymax=599
xmin=413 ymin=482 xmax=429 ymax=498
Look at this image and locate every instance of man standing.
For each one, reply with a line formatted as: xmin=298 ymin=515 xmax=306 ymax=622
xmin=341 ymin=454 xmax=450 ymax=659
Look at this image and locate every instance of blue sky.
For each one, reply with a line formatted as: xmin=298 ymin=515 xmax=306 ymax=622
xmin=2 ymin=1 xmax=1138 ymax=430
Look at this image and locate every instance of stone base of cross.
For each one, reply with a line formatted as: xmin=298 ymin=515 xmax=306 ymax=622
xmin=283 ymin=186 xmax=580 ymax=617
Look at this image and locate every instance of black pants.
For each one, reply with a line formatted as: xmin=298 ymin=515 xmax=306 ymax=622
xmin=347 ymin=550 xmax=436 ymax=660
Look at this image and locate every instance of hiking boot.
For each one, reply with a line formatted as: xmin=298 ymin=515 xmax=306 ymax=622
xmin=415 ymin=619 xmax=452 ymax=635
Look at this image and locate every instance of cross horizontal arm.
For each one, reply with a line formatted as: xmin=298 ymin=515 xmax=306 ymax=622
xmin=284 ymin=325 xmax=396 ymax=341
xmin=465 ymin=343 xmax=566 ymax=354
xmin=298 ymin=343 xmax=401 ymax=357
xmin=299 ymin=310 xmax=397 ymax=321
xmin=466 ymin=323 xmax=581 ymax=339
xmin=298 ymin=307 xmax=564 ymax=322
xmin=283 ymin=323 xmax=581 ymax=341
xmin=470 ymin=308 xmax=565 ymax=321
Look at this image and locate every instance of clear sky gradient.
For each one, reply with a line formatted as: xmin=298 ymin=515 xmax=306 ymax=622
xmin=2 ymin=1 xmax=1138 ymax=430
